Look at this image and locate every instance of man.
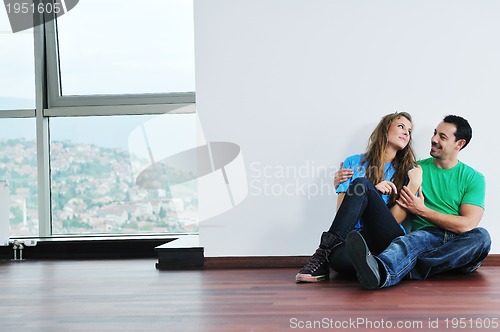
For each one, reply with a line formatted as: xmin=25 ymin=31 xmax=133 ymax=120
xmin=346 ymin=115 xmax=491 ymax=289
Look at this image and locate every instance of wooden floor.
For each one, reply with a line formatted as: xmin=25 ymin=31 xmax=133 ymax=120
xmin=1 ymin=259 xmax=500 ymax=332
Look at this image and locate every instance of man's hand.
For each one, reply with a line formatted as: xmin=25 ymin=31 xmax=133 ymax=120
xmin=396 ymin=186 xmax=426 ymax=215
xmin=397 ymin=186 xmax=484 ymax=233
xmin=334 ymin=162 xmax=354 ymax=189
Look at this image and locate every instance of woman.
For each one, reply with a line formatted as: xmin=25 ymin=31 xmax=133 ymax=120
xmin=296 ymin=112 xmax=422 ymax=282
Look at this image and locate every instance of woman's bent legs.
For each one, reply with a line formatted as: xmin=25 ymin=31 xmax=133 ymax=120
xmin=297 ymin=178 xmax=403 ymax=282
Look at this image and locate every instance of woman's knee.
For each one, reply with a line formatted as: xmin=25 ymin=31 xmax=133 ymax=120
xmin=347 ymin=177 xmax=373 ymax=195
xmin=351 ymin=177 xmax=372 ymax=186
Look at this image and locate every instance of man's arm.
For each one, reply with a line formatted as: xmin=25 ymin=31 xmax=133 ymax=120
xmin=397 ymin=186 xmax=484 ymax=233
xmin=390 ymin=166 xmax=422 ymax=223
xmin=389 ymin=181 xmax=419 ymax=223
xmin=334 ymin=162 xmax=353 ymax=189
xmin=420 ymin=203 xmax=483 ymax=233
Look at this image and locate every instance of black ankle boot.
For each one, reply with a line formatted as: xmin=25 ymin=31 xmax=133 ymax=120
xmin=296 ymin=232 xmax=341 ymax=283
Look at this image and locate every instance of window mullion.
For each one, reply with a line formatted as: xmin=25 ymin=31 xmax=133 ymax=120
xmin=34 ymin=17 xmax=52 ymax=237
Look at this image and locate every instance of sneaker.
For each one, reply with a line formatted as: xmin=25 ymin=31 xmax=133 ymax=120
xmin=346 ymin=231 xmax=381 ymax=290
xmin=296 ymin=248 xmax=330 ymax=282
xmin=296 ymin=232 xmax=338 ymax=283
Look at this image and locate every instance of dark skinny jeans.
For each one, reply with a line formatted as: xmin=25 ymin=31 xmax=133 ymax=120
xmin=327 ymin=177 xmax=404 ymax=275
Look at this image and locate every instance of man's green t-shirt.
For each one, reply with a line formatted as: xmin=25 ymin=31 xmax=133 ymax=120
xmin=411 ymin=158 xmax=486 ymax=231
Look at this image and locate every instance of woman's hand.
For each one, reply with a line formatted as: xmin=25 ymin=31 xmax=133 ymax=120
xmin=375 ymin=180 xmax=398 ymax=195
xmin=334 ymin=162 xmax=354 ymax=189
xmin=407 ymin=165 xmax=423 ymax=189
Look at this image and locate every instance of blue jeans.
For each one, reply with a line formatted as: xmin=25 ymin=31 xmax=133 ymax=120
xmin=328 ymin=178 xmax=405 ymax=275
xmin=376 ymin=227 xmax=491 ymax=288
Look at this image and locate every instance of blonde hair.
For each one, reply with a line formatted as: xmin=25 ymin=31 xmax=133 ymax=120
xmin=362 ymin=112 xmax=417 ymax=205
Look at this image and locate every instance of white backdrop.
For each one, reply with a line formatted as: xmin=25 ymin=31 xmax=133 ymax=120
xmin=194 ymin=0 xmax=500 ymax=256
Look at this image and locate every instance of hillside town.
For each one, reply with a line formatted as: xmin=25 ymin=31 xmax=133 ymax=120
xmin=0 ymin=138 xmax=198 ymax=236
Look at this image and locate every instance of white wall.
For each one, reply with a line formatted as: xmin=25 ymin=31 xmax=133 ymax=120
xmin=194 ymin=0 xmax=500 ymax=256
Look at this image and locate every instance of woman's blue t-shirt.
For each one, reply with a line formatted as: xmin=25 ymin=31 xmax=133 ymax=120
xmin=335 ymin=154 xmax=404 ymax=232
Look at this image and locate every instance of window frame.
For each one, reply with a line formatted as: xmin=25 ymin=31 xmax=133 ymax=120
xmin=43 ymin=5 xmax=195 ymax=113
xmin=28 ymin=1 xmax=196 ymax=237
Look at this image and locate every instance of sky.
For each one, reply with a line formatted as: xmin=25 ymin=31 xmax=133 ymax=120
xmin=0 ymin=0 xmax=195 ymax=150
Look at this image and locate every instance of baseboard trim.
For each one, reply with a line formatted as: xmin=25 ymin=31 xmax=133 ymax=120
xmin=204 ymin=256 xmax=312 ymax=269
xmin=204 ymin=254 xmax=500 ymax=269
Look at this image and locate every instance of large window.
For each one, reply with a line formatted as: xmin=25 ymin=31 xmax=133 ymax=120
xmin=0 ymin=118 xmax=38 ymax=236
xmin=0 ymin=9 xmax=35 ymax=110
xmin=0 ymin=10 xmax=37 ymax=237
xmin=49 ymin=113 xmax=198 ymax=235
xmin=56 ymin=0 xmax=195 ymax=96
xmin=1 ymin=0 xmax=196 ymax=239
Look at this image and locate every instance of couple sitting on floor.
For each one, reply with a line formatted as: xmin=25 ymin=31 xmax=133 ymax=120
xmin=296 ymin=113 xmax=490 ymax=289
